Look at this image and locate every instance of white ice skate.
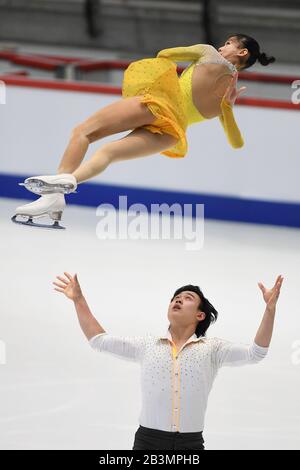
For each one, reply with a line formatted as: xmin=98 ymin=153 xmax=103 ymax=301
xmin=11 ymin=193 xmax=66 ymax=229
xmin=19 ymin=173 xmax=77 ymax=195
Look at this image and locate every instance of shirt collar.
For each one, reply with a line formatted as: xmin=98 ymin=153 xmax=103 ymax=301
xmin=159 ymin=327 xmax=205 ymax=345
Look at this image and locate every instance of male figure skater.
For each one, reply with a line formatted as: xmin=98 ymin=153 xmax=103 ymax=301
xmin=53 ymin=273 xmax=283 ymax=450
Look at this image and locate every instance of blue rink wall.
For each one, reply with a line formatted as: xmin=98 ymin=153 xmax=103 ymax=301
xmin=1 ymin=84 xmax=299 ymax=227
xmin=1 ymin=174 xmax=300 ymax=228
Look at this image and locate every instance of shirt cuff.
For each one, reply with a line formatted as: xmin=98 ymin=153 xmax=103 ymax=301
xmin=88 ymin=332 xmax=108 ymax=346
xmin=253 ymin=341 xmax=269 ymax=354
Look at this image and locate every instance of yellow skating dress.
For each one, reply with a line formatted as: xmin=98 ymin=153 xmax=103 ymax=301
xmin=122 ymin=44 xmax=244 ymax=158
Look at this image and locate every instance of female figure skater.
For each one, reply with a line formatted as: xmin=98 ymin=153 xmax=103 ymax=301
xmin=13 ymin=34 xmax=275 ymax=228
xmin=53 ymin=272 xmax=283 ymax=449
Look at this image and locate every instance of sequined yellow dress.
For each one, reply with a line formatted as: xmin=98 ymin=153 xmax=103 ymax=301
xmin=122 ymin=44 xmax=244 ymax=158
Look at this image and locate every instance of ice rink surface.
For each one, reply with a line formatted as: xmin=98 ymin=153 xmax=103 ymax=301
xmin=1 ymin=197 xmax=300 ymax=450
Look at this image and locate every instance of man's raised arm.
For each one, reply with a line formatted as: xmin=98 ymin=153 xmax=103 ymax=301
xmin=255 ymin=274 xmax=283 ymax=347
xmin=213 ymin=275 xmax=283 ymax=368
xmin=53 ymin=272 xmax=105 ymax=340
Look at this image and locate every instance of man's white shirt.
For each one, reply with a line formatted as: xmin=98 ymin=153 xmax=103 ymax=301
xmin=89 ymin=329 xmax=268 ymax=432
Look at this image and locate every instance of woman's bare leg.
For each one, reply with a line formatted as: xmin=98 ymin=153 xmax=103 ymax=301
xmin=57 ymin=96 xmax=157 ymax=174
xmin=72 ymin=128 xmax=177 ymax=184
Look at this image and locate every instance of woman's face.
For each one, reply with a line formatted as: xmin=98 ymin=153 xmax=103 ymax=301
xmin=218 ymin=36 xmax=249 ymax=66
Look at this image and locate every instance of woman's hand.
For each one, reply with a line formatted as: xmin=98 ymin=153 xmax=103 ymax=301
xmin=258 ymin=275 xmax=284 ymax=312
xmin=53 ymin=272 xmax=83 ymax=302
xmin=224 ymin=72 xmax=247 ymax=106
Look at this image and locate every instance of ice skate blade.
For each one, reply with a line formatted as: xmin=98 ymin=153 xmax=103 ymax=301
xmin=11 ymin=215 xmax=65 ymax=230
xmin=19 ymin=180 xmax=75 ymax=195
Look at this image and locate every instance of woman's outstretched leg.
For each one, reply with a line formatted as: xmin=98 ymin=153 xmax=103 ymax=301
xmin=72 ymin=128 xmax=177 ymax=183
xmin=57 ymin=96 xmax=157 ymax=174
xmin=13 ymin=129 xmax=177 ymax=227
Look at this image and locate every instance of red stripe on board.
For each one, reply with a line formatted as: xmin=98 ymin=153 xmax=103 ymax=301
xmin=238 ymin=71 xmax=300 ymax=84
xmin=0 ymin=52 xmax=133 ymax=71
xmin=0 ymin=75 xmax=121 ymax=95
xmin=0 ymin=51 xmax=63 ymax=70
xmin=78 ymin=60 xmax=134 ymax=71
xmin=2 ymin=70 xmax=29 ymax=77
xmin=236 ymin=97 xmax=300 ymax=110
xmin=1 ymin=75 xmax=299 ymax=111
xmin=34 ymin=54 xmax=89 ymax=64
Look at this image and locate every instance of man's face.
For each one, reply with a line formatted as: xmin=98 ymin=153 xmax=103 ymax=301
xmin=218 ymin=36 xmax=249 ymax=64
xmin=168 ymin=290 xmax=205 ymax=328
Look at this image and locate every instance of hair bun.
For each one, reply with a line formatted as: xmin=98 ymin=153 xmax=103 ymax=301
xmin=258 ymin=52 xmax=276 ymax=66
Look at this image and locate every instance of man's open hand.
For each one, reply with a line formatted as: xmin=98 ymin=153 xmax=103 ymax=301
xmin=53 ymin=272 xmax=83 ymax=302
xmin=258 ymin=275 xmax=284 ymax=311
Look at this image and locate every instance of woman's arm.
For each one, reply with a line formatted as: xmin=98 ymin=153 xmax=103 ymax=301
xmin=53 ymin=272 xmax=105 ymax=340
xmin=157 ymin=44 xmax=217 ymax=62
xmin=218 ymin=98 xmax=244 ymax=148
xmin=218 ymin=72 xmax=247 ymax=149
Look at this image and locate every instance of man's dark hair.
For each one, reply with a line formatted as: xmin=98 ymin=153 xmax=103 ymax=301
xmin=171 ymin=284 xmax=218 ymax=337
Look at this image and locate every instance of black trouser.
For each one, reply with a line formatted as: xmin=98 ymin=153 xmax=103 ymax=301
xmin=132 ymin=425 xmax=205 ymax=450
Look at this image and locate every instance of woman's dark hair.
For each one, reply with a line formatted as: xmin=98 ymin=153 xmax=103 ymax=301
xmin=171 ymin=284 xmax=218 ymax=337
xmin=232 ymin=33 xmax=276 ymax=70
